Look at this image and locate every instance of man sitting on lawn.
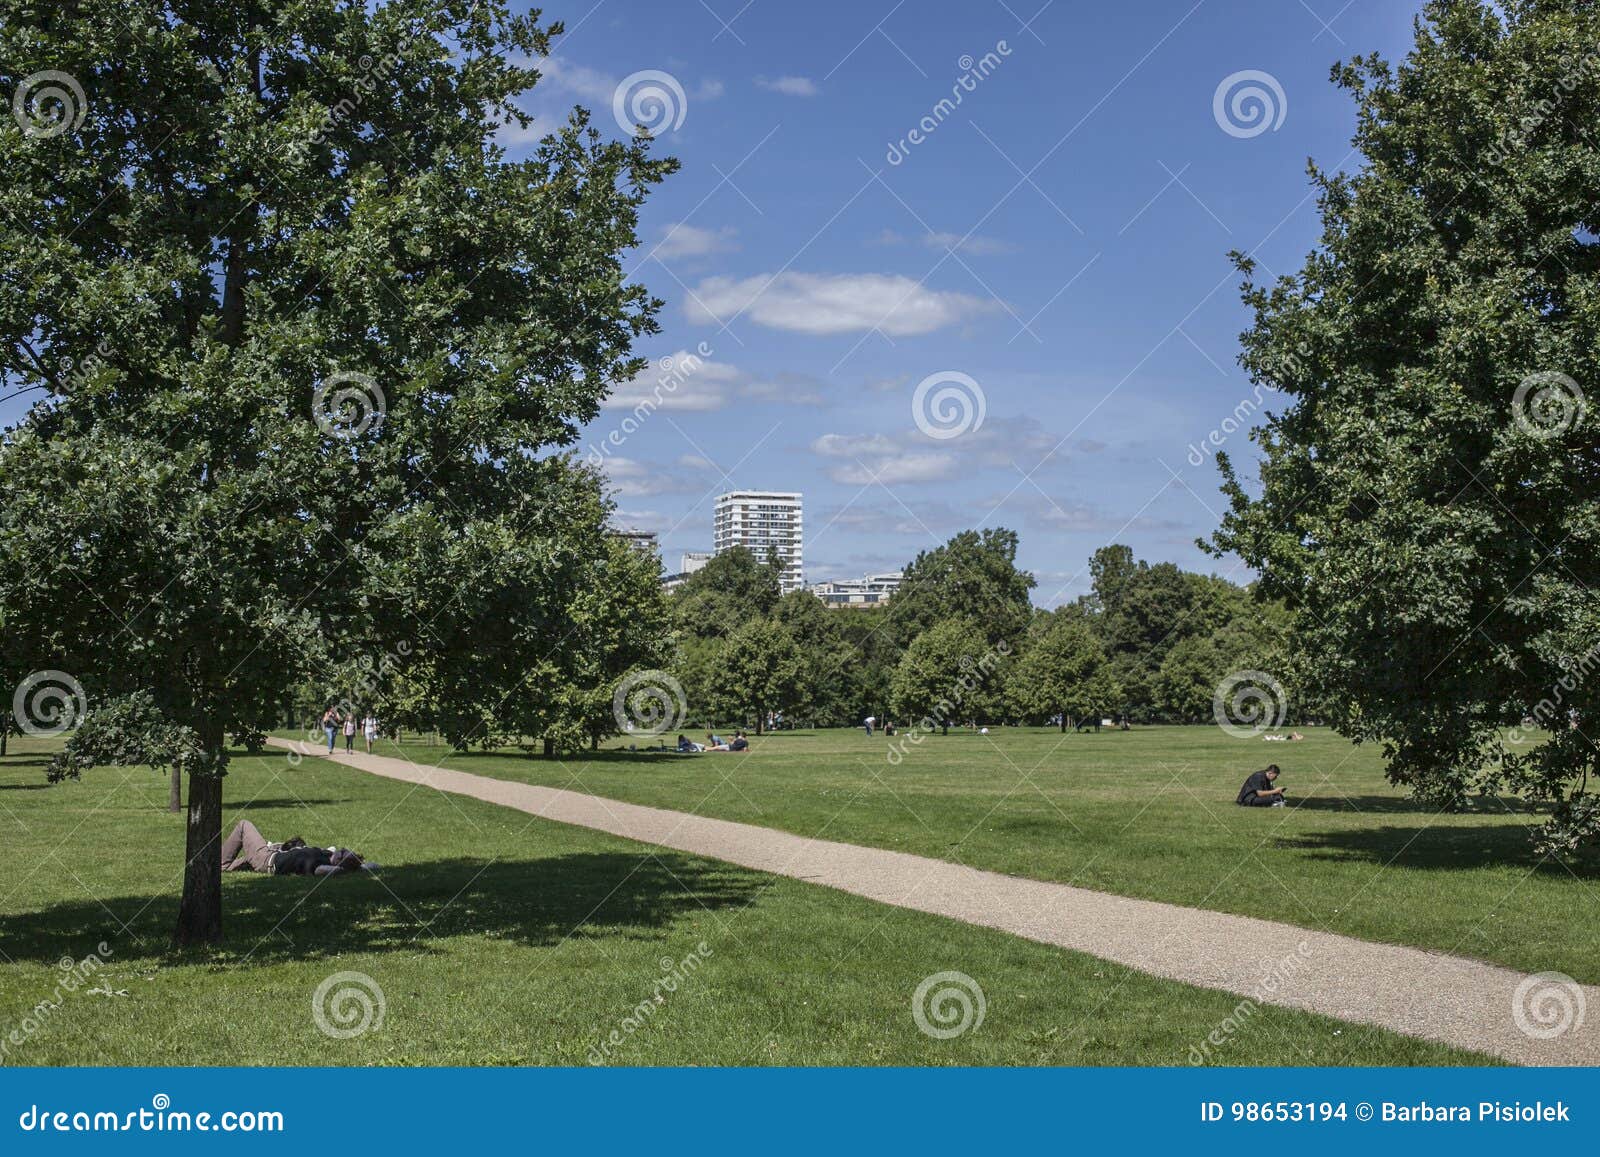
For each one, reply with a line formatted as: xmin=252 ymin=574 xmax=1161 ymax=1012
xmin=1236 ymin=764 xmax=1286 ymax=808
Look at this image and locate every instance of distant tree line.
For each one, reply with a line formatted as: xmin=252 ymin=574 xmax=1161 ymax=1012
xmin=669 ymin=530 xmax=1310 ymax=733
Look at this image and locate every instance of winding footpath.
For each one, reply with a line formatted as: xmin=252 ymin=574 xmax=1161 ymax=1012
xmin=268 ymin=737 xmax=1599 ymax=1065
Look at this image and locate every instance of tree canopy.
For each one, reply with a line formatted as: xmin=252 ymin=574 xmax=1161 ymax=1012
xmin=0 ymin=0 xmax=674 ymax=940
xmin=1212 ymin=0 xmax=1600 ymax=849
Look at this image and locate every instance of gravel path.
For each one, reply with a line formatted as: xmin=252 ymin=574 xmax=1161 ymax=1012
xmin=270 ymin=738 xmax=1598 ymax=1065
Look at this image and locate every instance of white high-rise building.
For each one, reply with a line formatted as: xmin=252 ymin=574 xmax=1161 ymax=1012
xmin=713 ymin=491 xmax=803 ymax=592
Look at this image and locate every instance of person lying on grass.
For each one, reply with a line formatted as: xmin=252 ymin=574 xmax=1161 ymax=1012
xmin=1235 ymin=764 xmax=1286 ymax=808
xmin=221 ymin=819 xmax=369 ymax=876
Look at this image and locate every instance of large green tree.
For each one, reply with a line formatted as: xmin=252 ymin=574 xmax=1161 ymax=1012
xmin=889 ymin=617 xmax=1005 ymax=735
xmin=1014 ymin=611 xmax=1118 ymax=730
xmin=889 ymin=529 xmax=1035 ymax=650
xmin=1212 ymin=0 xmax=1600 ymax=849
xmin=708 ymin=617 xmax=804 ymax=734
xmin=0 ymin=1 xmax=673 ymax=940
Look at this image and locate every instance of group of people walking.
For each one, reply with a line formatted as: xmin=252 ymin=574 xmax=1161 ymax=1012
xmin=321 ymin=707 xmax=380 ymax=754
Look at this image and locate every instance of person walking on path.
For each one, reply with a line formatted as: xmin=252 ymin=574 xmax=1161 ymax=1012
xmin=342 ymin=714 xmax=357 ymax=752
xmin=321 ymin=706 xmax=339 ymax=753
xmin=362 ymin=712 xmax=379 ymax=754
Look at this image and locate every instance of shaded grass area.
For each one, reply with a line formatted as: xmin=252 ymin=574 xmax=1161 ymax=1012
xmin=1 ymin=735 xmax=1488 ymax=1066
xmin=359 ymin=725 xmax=1600 ymax=983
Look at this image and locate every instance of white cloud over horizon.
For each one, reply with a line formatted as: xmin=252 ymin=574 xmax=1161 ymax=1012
xmin=685 ymin=272 xmax=1000 ymax=336
xmin=756 ymin=75 xmax=819 ymax=96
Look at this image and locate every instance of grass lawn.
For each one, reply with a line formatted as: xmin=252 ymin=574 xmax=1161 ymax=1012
xmin=0 ymin=733 xmax=1489 ymax=1066
xmin=357 ymin=724 xmax=1600 ymax=984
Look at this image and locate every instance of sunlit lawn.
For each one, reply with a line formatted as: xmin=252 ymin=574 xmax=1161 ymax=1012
xmin=0 ymin=733 xmax=1489 ymax=1067
xmin=366 ymin=724 xmax=1600 ymax=983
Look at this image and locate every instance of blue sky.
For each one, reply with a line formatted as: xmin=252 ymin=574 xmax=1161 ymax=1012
xmin=2 ymin=0 xmax=1424 ymax=607
xmin=537 ymin=0 xmax=1421 ymax=604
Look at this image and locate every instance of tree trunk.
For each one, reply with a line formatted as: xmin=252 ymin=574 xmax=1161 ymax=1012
xmin=590 ymin=730 xmax=599 ymax=751
xmin=174 ymin=769 xmax=223 ymax=944
xmin=543 ymin=736 xmax=554 ymax=758
xmin=1060 ymin=713 xmax=1068 ymax=733
xmin=168 ymin=764 xmax=182 ymax=813
xmin=755 ymin=713 xmax=763 ymax=736
xmin=0 ymin=717 xmax=7 ymax=756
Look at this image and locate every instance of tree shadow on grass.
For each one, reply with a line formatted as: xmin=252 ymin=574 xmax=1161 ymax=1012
xmin=0 ymin=851 xmax=763 ymax=966
xmin=0 ymin=782 xmax=51 ymax=790
xmin=225 ymin=798 xmax=353 ymax=811
xmin=1275 ymin=823 xmax=1600 ymax=878
xmin=1288 ymin=793 xmax=1549 ymax=816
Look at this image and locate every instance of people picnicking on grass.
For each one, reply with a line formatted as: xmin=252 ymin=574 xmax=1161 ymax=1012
xmin=221 ymin=820 xmax=371 ymax=876
xmin=1236 ymin=764 xmax=1286 ymax=808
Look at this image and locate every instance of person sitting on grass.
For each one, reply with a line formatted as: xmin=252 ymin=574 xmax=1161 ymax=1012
xmin=728 ymin=730 xmax=749 ymax=751
xmin=706 ymin=732 xmax=730 ymax=751
xmin=221 ymin=819 xmax=368 ymax=876
xmin=1236 ymin=765 xmax=1286 ymax=808
xmin=676 ymin=734 xmax=705 ymax=752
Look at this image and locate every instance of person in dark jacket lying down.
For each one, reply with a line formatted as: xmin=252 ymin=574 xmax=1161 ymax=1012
xmin=221 ymin=820 xmax=366 ymax=875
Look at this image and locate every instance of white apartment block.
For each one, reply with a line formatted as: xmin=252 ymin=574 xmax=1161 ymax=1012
xmin=680 ymin=550 xmax=714 ymax=576
xmin=810 ymin=572 xmax=903 ymax=609
xmin=713 ymin=491 xmax=804 ymax=592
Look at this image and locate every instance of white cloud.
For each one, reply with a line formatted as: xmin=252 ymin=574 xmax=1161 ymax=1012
xmin=757 ymin=76 xmax=818 ymax=97
xmin=531 ymin=57 xmax=723 ymax=108
xmin=808 ymin=415 xmax=1062 ymax=486
xmin=678 ymin=453 xmax=716 ymax=469
xmin=921 ymin=231 xmax=1018 ymax=256
xmin=601 ymin=352 xmax=825 ymax=412
xmin=872 ymin=229 xmax=1016 ymax=256
xmin=686 ymin=272 xmax=999 ymax=336
xmin=534 ymin=56 xmax=618 ymax=103
xmin=653 ymin=222 xmax=738 ymax=260
xmin=602 ymin=352 xmax=744 ymax=412
xmin=810 ymin=433 xmax=959 ymax=485
xmin=814 ymin=500 xmax=969 ymax=538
